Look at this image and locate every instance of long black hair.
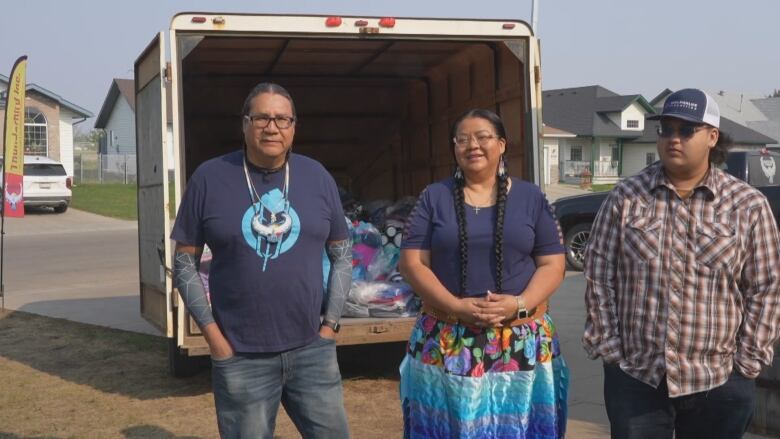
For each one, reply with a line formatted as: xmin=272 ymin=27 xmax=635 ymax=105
xmin=450 ymin=109 xmax=509 ymax=296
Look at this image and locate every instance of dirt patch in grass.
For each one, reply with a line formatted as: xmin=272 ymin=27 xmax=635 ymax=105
xmin=0 ymin=310 xmax=405 ymax=438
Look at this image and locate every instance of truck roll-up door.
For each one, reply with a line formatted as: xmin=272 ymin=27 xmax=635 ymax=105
xmin=134 ymin=33 xmax=173 ymax=336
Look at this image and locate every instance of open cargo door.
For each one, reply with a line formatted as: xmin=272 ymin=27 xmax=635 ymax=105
xmin=135 ymin=33 xmax=173 ymax=337
xmin=528 ymin=36 xmax=544 ymax=185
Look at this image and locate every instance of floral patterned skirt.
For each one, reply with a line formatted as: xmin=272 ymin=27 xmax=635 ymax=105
xmin=400 ymin=313 xmax=569 ymax=439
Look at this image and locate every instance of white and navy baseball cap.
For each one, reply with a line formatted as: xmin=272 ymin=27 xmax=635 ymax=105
xmin=647 ymin=88 xmax=720 ymax=128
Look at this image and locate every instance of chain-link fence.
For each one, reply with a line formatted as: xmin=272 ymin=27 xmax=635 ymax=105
xmin=74 ymin=152 xmax=137 ymax=184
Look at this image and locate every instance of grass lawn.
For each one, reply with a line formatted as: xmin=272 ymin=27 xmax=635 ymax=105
xmin=590 ymin=183 xmax=616 ymax=192
xmin=71 ymin=183 xmax=176 ymax=220
xmin=0 ymin=309 xmax=405 ymax=438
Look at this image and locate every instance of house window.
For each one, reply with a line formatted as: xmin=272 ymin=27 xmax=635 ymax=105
xmin=646 ymin=152 xmax=657 ymax=166
xmin=24 ymin=108 xmax=48 ymax=156
xmin=627 ymin=120 xmax=639 ymax=128
xmin=570 ymin=146 xmax=583 ymax=162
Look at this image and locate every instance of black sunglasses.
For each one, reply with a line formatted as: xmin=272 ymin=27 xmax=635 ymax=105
xmin=656 ymin=122 xmax=707 ymax=139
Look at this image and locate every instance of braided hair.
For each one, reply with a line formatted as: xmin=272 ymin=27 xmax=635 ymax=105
xmin=450 ymin=109 xmax=510 ymax=296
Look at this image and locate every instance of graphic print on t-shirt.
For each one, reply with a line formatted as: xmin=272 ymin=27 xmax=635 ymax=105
xmin=241 ymin=187 xmax=300 ymax=271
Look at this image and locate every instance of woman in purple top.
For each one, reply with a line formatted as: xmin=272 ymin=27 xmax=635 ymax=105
xmin=399 ymin=109 xmax=569 ymax=438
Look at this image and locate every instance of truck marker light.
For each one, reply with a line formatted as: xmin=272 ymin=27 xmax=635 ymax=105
xmin=354 ymin=20 xmax=369 ymax=27
xmin=502 ymin=23 xmax=516 ymax=29
xmin=191 ymin=16 xmax=207 ymax=24
xmin=325 ymin=17 xmax=342 ymax=27
xmin=379 ymin=17 xmax=396 ymax=28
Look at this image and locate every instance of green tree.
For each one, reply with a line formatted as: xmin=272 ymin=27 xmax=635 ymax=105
xmin=74 ymin=128 xmax=104 ymax=152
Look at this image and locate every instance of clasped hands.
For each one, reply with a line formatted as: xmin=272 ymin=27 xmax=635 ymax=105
xmin=454 ymin=291 xmax=520 ymax=327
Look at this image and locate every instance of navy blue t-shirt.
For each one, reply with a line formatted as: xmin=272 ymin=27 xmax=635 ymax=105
xmin=171 ymin=151 xmax=348 ymax=353
xmin=402 ymin=177 xmax=563 ymax=297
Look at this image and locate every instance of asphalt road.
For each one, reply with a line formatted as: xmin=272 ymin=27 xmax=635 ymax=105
xmin=0 ymin=207 xmax=158 ymax=335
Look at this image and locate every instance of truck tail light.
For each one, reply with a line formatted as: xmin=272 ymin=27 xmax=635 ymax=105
xmin=502 ymin=23 xmax=516 ymax=30
xmin=379 ymin=17 xmax=396 ymax=28
xmin=66 ymin=177 xmax=72 ymax=189
xmin=325 ymin=16 xmax=342 ymax=27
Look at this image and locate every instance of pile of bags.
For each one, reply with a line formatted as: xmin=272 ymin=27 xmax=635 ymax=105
xmin=327 ymin=193 xmax=421 ymax=318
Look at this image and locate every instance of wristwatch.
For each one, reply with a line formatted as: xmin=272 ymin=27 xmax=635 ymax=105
xmin=321 ymin=319 xmax=341 ymax=333
xmin=515 ymin=296 xmax=528 ymax=319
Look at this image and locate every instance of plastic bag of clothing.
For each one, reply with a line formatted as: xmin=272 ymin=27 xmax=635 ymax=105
xmin=362 ymin=199 xmax=393 ymax=227
xmin=347 ymin=281 xmax=420 ymax=318
xmin=351 ymin=221 xmax=383 ymax=280
xmin=338 ymin=186 xmax=364 ymax=222
xmin=342 ymin=300 xmax=371 ymax=318
xmin=373 ymin=197 xmax=415 ymax=248
xmin=366 ymin=245 xmax=401 ymax=281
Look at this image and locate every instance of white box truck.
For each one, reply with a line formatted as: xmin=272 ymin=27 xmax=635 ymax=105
xmin=135 ymin=12 xmax=544 ymax=376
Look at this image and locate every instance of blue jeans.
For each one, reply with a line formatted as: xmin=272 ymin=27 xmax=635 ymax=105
xmin=603 ymin=363 xmax=755 ymax=439
xmin=211 ymin=335 xmax=350 ymax=439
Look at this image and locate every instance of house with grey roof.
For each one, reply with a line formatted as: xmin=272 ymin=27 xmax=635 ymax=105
xmin=94 ymin=78 xmax=173 ymax=171
xmin=751 ymin=96 xmax=780 ymax=148
xmin=94 ymin=79 xmax=136 ymax=155
xmin=543 ymin=86 xmax=777 ymax=183
xmin=542 ymin=85 xmax=655 ymax=184
xmin=0 ymin=74 xmax=93 ymax=176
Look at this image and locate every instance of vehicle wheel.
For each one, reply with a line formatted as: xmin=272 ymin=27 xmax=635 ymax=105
xmin=168 ymin=338 xmax=207 ymax=378
xmin=53 ymin=204 xmax=68 ymax=213
xmin=564 ymin=223 xmax=592 ymax=271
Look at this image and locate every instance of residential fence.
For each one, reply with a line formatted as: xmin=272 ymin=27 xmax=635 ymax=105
xmin=594 ymin=160 xmax=619 ymax=177
xmin=74 ymin=152 xmax=137 ymax=184
xmin=562 ymin=160 xmax=619 ymax=178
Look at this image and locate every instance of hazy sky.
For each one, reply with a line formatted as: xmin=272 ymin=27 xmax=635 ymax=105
xmin=2 ymin=0 xmax=778 ymax=131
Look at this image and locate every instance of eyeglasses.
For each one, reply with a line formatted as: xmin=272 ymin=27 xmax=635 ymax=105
xmin=244 ymin=115 xmax=296 ymax=129
xmin=656 ymin=122 xmax=707 ymax=139
xmin=453 ymin=134 xmax=499 ymax=146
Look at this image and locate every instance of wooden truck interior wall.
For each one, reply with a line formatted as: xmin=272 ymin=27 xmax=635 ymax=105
xmin=178 ymin=36 xmax=527 ymax=200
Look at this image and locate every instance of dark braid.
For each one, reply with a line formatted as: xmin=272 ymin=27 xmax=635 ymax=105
xmin=450 ymin=108 xmax=509 ymax=297
xmin=494 ymin=158 xmax=509 ymax=292
xmin=453 ymin=174 xmax=469 ymax=296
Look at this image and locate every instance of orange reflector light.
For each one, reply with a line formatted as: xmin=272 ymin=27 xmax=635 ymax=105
xmin=502 ymin=23 xmax=516 ymax=29
xmin=355 ymin=20 xmax=368 ymax=27
xmin=191 ymin=16 xmax=207 ymax=24
xmin=325 ymin=16 xmax=342 ymax=27
xmin=379 ymin=17 xmax=396 ymax=28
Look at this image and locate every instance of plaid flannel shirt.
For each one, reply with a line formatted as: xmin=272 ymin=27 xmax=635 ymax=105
xmin=583 ymin=162 xmax=780 ymax=397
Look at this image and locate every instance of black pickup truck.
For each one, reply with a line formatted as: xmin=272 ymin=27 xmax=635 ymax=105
xmin=552 ymin=150 xmax=780 ymax=270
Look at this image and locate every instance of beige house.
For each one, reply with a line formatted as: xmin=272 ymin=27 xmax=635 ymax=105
xmin=0 ymin=74 xmax=93 ymax=176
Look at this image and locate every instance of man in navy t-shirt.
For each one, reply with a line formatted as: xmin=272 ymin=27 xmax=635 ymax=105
xmin=171 ymin=83 xmax=352 ymax=438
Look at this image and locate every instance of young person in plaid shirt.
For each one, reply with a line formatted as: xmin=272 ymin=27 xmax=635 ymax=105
xmin=583 ymin=88 xmax=780 ymax=439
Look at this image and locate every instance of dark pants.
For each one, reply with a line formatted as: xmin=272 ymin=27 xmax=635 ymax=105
xmin=603 ymin=363 xmax=755 ymax=439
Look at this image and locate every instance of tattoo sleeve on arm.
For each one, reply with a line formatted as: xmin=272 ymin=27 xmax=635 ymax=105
xmin=174 ymin=250 xmax=215 ymax=329
xmin=324 ymin=239 xmax=353 ymax=324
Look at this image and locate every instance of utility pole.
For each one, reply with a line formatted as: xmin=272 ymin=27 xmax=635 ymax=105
xmin=532 ymin=0 xmax=539 ymax=34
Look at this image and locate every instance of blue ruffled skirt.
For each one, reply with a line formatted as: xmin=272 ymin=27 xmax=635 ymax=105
xmin=400 ymin=313 xmax=569 ymax=438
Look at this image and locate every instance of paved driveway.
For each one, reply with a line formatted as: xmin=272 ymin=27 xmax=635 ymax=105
xmin=1 ymin=208 xmax=157 ymax=335
xmin=543 ymin=182 xmax=591 ymax=202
